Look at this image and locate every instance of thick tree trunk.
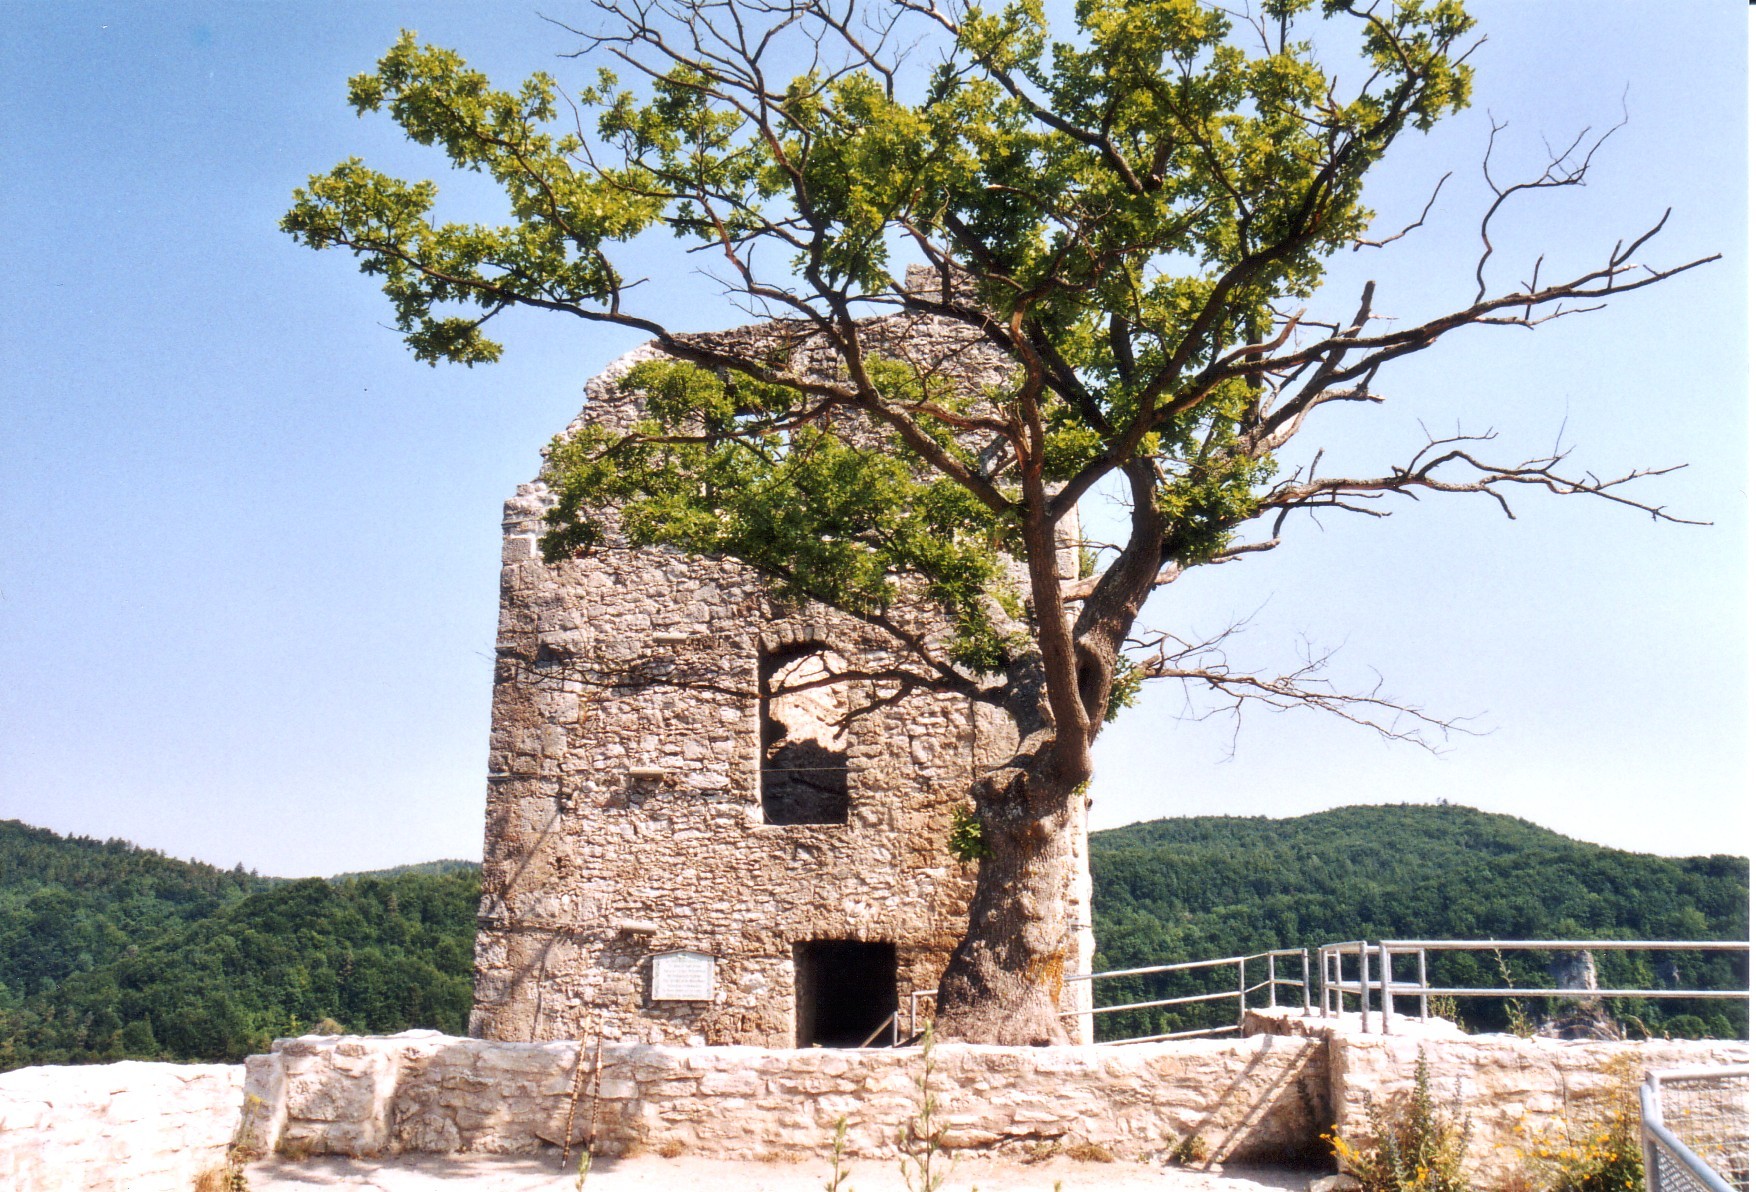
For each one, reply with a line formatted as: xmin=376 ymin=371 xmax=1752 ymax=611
xmin=932 ymin=769 xmax=1085 ymax=1044
xmin=931 ymin=463 xmax=1159 ymax=1043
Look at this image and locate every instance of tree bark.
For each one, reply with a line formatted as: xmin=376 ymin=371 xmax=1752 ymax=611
xmin=932 ymin=765 xmax=1085 ymax=1044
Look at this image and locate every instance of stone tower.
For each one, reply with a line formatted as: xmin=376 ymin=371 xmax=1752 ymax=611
xmin=470 ymin=303 xmax=1093 ymax=1048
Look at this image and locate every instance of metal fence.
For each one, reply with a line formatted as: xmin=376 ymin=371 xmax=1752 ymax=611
xmin=1318 ymin=939 xmax=1750 ymax=1034
xmin=895 ymin=953 xmax=1308 ymax=1046
xmin=1642 ymin=1066 xmax=1750 ymax=1192
xmin=1063 ymin=948 xmax=1309 ymax=1044
xmin=879 ymin=938 xmax=1744 ymax=1048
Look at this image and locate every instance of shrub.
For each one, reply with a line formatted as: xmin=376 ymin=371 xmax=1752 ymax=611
xmin=1328 ymin=1050 xmax=1471 ymax=1192
xmin=1511 ymin=1056 xmax=1643 ymax=1192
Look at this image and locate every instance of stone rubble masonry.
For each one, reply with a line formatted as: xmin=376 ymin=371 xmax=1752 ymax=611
xmin=0 ymin=1060 xmax=243 ymax=1192
xmin=1245 ymin=1008 xmax=1748 ymax=1187
xmin=472 ymin=296 xmax=1094 ymax=1049
xmin=1327 ymin=1028 xmax=1748 ymax=1189
xmin=0 ymin=1022 xmax=1742 ymax=1189
xmin=238 ymin=1029 xmax=1329 ymax=1164
xmin=230 ymin=1020 xmax=1745 ymax=1180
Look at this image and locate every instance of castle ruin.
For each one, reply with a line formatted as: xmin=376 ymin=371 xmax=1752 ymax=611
xmin=469 ymin=302 xmax=1094 ymax=1048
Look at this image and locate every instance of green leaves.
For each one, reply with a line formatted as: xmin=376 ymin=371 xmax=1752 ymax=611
xmin=948 ymin=804 xmax=993 ymax=862
xmin=283 ymin=31 xmax=662 ymax=365
xmin=288 ymin=0 xmax=1484 ymax=710
xmin=542 ymin=359 xmax=1022 ymax=669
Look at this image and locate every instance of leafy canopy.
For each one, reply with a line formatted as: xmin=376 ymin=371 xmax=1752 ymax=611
xmin=284 ymin=0 xmax=1476 ymax=689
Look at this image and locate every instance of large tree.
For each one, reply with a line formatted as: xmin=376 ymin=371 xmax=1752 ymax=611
xmin=284 ymin=0 xmax=1711 ymax=1043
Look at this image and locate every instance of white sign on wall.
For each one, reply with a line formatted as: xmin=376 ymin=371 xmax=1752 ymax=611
xmin=651 ymin=950 xmax=716 ymax=1001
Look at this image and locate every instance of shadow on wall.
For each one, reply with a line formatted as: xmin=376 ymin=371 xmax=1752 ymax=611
xmin=1183 ymin=1038 xmax=1333 ymax=1165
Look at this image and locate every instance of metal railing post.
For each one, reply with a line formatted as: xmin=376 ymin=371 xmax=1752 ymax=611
xmin=1302 ymin=948 xmax=1311 ymax=1014
xmin=1238 ymin=958 xmax=1247 ymax=1021
xmin=1358 ymin=941 xmax=1370 ymax=1032
xmin=1418 ymin=948 xmax=1429 ymax=1022
xmin=1641 ymin=1073 xmax=1662 ymax=1192
xmin=1380 ymin=943 xmax=1394 ymax=1034
xmin=1268 ymin=952 xmax=1278 ymax=1009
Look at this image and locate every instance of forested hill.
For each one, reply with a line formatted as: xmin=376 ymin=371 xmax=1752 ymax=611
xmin=1091 ymin=803 xmax=1747 ymax=951
xmin=0 ymin=820 xmax=477 ymax=1071
xmin=1089 ymin=803 xmax=1748 ymax=1039
xmin=0 ymin=804 xmax=1745 ymax=1070
xmin=0 ymin=821 xmax=270 ymax=994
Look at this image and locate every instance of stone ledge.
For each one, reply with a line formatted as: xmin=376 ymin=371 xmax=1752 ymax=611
xmin=0 ymin=1060 xmax=244 ymax=1192
xmin=0 ymin=1025 xmax=1742 ymax=1191
xmin=242 ymin=1030 xmax=1330 ymax=1165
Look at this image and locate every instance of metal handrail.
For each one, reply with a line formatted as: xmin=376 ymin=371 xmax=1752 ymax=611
xmin=857 ymin=1011 xmax=900 ymax=1049
xmin=1064 ymin=949 xmax=1307 ymax=982
xmin=1319 ymin=939 xmax=1750 ymax=1035
xmin=1061 ymin=947 xmax=1310 ymax=1045
xmin=1640 ymin=1068 xmax=1747 ymax=1192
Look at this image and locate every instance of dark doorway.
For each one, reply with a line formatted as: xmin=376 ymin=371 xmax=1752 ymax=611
xmin=794 ymin=940 xmax=898 ymax=1047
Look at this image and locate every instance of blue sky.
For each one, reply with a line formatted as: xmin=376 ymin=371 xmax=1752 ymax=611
xmin=0 ymin=2 xmax=1745 ymax=876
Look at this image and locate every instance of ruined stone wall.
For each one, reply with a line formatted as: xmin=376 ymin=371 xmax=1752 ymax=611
xmin=2 ymin=1025 xmax=1740 ymax=1185
xmin=1328 ymin=1031 xmax=1748 ymax=1188
xmin=240 ymin=1018 xmax=1748 ymax=1179
xmin=237 ymin=1025 xmax=1748 ymax=1176
xmin=240 ymin=1029 xmax=1327 ymax=1163
xmin=472 ymin=307 xmax=1094 ymax=1048
xmin=0 ymin=1060 xmax=243 ymax=1192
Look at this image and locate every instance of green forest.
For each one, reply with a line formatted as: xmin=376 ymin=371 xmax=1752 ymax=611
xmin=1089 ymin=804 xmax=1748 ymax=1041
xmin=0 ymin=821 xmax=475 ymax=1071
xmin=0 ymin=804 xmax=1745 ymax=1070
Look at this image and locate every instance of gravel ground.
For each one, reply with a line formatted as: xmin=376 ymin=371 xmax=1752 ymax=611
xmin=248 ymin=1153 xmax=1328 ymax=1191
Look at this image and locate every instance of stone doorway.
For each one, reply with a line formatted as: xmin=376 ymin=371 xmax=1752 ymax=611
xmin=793 ymin=940 xmax=898 ymax=1047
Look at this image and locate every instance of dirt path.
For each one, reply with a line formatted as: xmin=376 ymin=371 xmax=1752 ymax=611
xmin=249 ymin=1153 xmax=1327 ymax=1191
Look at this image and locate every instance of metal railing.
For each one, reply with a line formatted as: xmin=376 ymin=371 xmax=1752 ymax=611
xmin=857 ymin=1010 xmax=902 ymax=1048
xmin=1319 ymin=939 xmax=1750 ymax=1034
xmin=1642 ymin=1065 xmax=1750 ymax=1192
xmin=871 ymin=938 xmax=1743 ymax=1047
xmin=1060 ymin=948 xmax=1310 ymax=1045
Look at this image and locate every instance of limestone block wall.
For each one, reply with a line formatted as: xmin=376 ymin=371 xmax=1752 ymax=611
xmin=0 ymin=1060 xmax=243 ymax=1192
xmin=2 ymin=1027 xmax=1742 ymax=1188
xmin=239 ymin=1029 xmax=1328 ymax=1164
xmin=238 ymin=1025 xmax=1749 ymax=1182
xmin=1327 ymin=1030 xmax=1749 ymax=1189
xmin=473 ymin=310 xmax=1095 ymax=1050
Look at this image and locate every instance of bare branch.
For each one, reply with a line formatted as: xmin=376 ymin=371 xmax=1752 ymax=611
xmin=1126 ymin=625 xmax=1478 ymax=753
xmin=1256 ymin=430 xmax=1708 ymax=532
xmin=1354 ymin=170 xmax=1451 ymax=250
xmin=1475 ymin=106 xmax=1627 ymax=303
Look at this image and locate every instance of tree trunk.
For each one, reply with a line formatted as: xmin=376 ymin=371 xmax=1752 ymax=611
xmin=932 ymin=768 xmax=1085 ymax=1044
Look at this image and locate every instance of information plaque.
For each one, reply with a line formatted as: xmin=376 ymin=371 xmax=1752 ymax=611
xmin=651 ymin=950 xmax=716 ymax=1001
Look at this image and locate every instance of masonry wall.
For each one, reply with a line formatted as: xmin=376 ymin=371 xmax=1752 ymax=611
xmin=472 ymin=312 xmax=1094 ymax=1049
xmin=236 ymin=1025 xmax=1747 ymax=1177
xmin=1 ymin=1025 xmax=1741 ymax=1187
xmin=240 ymin=1029 xmax=1328 ymax=1164
xmin=0 ymin=1060 xmax=243 ymax=1192
xmin=1328 ymin=1031 xmax=1749 ymax=1189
